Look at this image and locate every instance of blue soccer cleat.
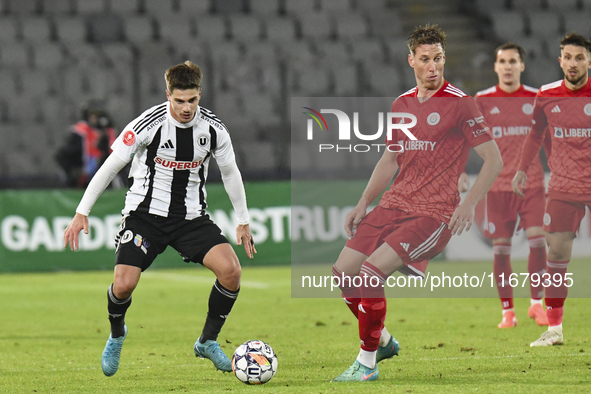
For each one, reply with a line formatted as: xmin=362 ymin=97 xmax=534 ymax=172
xmin=101 ymin=325 xmax=127 ymax=377
xmin=332 ymin=360 xmax=379 ymax=382
xmin=194 ymin=339 xmax=232 ymax=372
xmin=376 ymin=335 xmax=400 ymax=363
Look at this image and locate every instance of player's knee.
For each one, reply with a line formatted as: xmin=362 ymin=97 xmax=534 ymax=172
xmin=219 ymin=262 xmax=241 ymax=291
xmin=113 ymin=280 xmax=137 ymax=299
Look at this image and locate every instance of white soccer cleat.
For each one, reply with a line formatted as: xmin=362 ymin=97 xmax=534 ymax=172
xmin=530 ymin=330 xmax=563 ymax=347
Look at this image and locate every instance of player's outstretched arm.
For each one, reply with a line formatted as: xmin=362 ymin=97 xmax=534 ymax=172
xmin=449 ymin=140 xmax=502 ymax=235
xmin=345 ymin=148 xmax=399 ymax=238
xmin=63 ymin=153 xmax=128 ymax=250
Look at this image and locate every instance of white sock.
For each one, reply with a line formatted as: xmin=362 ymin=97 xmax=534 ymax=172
xmin=531 ymin=299 xmax=543 ymax=306
xmin=502 ymin=308 xmax=515 ymax=315
xmin=356 ymin=349 xmax=376 ymax=369
xmin=549 ymin=323 xmax=562 ymax=335
xmin=379 ymin=327 xmax=392 ymax=347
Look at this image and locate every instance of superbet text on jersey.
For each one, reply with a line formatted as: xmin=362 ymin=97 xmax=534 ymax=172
xmin=380 ymin=81 xmax=493 ymax=224
xmin=475 ymin=84 xmax=546 ymax=193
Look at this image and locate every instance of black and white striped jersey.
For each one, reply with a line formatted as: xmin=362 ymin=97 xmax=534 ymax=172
xmin=111 ymin=102 xmax=235 ymax=220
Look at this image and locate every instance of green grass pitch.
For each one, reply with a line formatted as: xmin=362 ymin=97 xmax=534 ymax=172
xmin=1 ymin=265 xmax=590 ymax=393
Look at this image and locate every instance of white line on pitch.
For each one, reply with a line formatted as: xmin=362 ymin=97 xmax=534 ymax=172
xmin=141 ymin=272 xmax=269 ymax=289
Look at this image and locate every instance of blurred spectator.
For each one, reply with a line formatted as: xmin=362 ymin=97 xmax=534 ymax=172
xmin=55 ymin=107 xmax=118 ymax=188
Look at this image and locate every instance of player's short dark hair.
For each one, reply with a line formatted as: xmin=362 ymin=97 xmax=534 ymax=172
xmin=407 ymin=24 xmax=446 ymax=54
xmin=560 ymin=33 xmax=591 ymax=53
xmin=495 ymin=43 xmax=526 ymax=62
xmin=165 ymin=61 xmax=203 ymax=92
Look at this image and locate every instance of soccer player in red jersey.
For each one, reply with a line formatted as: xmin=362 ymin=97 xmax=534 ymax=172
xmin=512 ymin=33 xmax=591 ymax=346
xmin=331 ymin=25 xmax=503 ymax=382
xmin=472 ymin=43 xmax=550 ymax=328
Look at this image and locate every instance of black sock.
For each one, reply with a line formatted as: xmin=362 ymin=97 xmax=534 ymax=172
xmin=199 ymin=280 xmax=239 ymax=343
xmin=107 ymin=284 xmax=132 ymax=338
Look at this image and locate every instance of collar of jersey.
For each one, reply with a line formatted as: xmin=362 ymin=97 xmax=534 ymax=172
xmin=166 ymin=103 xmax=200 ymax=129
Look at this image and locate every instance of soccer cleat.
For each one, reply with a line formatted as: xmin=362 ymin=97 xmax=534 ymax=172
xmin=194 ymin=339 xmax=232 ymax=372
xmin=528 ymin=303 xmax=549 ymax=326
xmin=530 ymin=330 xmax=563 ymax=347
xmin=498 ymin=310 xmax=517 ymax=328
xmin=101 ymin=325 xmax=127 ymax=377
xmin=332 ymin=360 xmax=379 ymax=382
xmin=376 ymin=335 xmax=400 ymax=363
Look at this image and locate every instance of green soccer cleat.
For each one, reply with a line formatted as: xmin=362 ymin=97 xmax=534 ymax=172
xmin=194 ymin=339 xmax=232 ymax=372
xmin=376 ymin=335 xmax=400 ymax=363
xmin=332 ymin=360 xmax=379 ymax=382
xmin=101 ymin=325 xmax=127 ymax=377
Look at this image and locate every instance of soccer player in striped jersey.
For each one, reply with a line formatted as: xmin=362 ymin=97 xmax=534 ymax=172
xmin=63 ymin=61 xmax=256 ymax=376
xmin=513 ymin=33 xmax=591 ymax=347
xmin=469 ymin=43 xmax=550 ymax=328
xmin=331 ymin=25 xmax=503 ymax=382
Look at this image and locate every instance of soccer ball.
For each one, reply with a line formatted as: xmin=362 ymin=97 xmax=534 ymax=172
xmin=231 ymin=340 xmax=278 ymax=384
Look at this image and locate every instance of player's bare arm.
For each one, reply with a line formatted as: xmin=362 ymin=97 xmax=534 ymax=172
xmin=64 ymin=212 xmax=89 ymax=251
xmin=236 ymin=224 xmax=256 ymax=259
xmin=345 ymin=149 xmax=399 ymax=238
xmin=449 ymin=140 xmax=502 ymax=235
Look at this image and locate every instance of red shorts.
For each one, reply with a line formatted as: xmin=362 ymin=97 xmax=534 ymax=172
xmin=345 ymin=206 xmax=452 ymax=278
xmin=483 ymin=189 xmax=545 ymax=238
xmin=544 ymin=190 xmax=591 ymax=234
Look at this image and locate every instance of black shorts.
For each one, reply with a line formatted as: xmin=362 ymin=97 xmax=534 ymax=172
xmin=114 ymin=212 xmax=229 ymax=271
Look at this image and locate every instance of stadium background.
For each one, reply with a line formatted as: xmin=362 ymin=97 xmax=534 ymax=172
xmin=1 ymin=0 xmax=591 ymax=271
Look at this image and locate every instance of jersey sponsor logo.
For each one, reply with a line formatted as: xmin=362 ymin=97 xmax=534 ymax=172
xmin=564 ymin=128 xmax=591 ymax=138
xmin=551 ymin=105 xmax=561 ymax=113
xmin=400 ymin=242 xmax=410 ymax=251
xmin=472 ymin=127 xmax=490 ymax=138
xmin=543 ymin=213 xmax=551 ymax=226
xmin=584 ymin=103 xmax=591 ymax=116
xmin=160 ymin=139 xmax=175 ymax=149
xmin=492 ymin=127 xmax=502 ymax=138
xmin=522 ymin=103 xmax=534 ymax=115
xmin=123 ymin=130 xmax=136 ymax=146
xmin=397 ymin=140 xmax=437 ymax=151
xmin=466 ymin=116 xmax=485 ymax=127
xmin=146 ymin=115 xmax=166 ymax=132
xmin=198 ymin=134 xmax=210 ymax=147
xmin=199 ymin=113 xmax=224 ymax=130
xmin=554 ymin=127 xmax=563 ymax=138
xmin=490 ymin=106 xmax=500 ymax=114
xmin=155 ymin=156 xmax=204 ymax=169
xmin=426 ymin=112 xmax=440 ymax=126
xmin=492 ymin=126 xmax=530 ymax=138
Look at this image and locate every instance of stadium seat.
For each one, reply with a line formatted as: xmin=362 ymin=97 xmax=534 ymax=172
xmin=517 ymin=36 xmax=546 ymax=59
xmin=264 ymin=17 xmax=297 ymax=42
xmin=6 ymin=0 xmax=40 ymax=14
xmin=7 ymin=95 xmax=44 ymax=123
xmin=331 ymin=63 xmax=359 ymax=96
xmin=490 ymin=11 xmax=526 ymax=41
xmin=19 ymin=69 xmax=55 ymax=96
xmin=124 ymin=16 xmax=156 ymax=43
xmin=523 ymin=57 xmax=562 ymax=87
xmin=334 ymin=14 xmax=369 ymax=39
xmin=105 ymin=93 xmax=134 ymax=129
xmin=236 ymin=142 xmax=277 ymax=172
xmin=285 ymin=0 xmax=318 ymax=16
xmin=0 ymin=69 xmax=18 ymax=99
xmin=278 ymin=40 xmax=316 ymax=68
xmin=0 ymin=43 xmax=31 ymax=68
xmin=365 ymin=64 xmax=401 ymax=96
xmin=21 ymin=16 xmax=53 ymax=42
xmin=350 ymin=38 xmax=386 ymax=63
xmin=109 ymin=0 xmax=141 ymax=15
xmin=158 ymin=15 xmax=195 ymax=47
xmin=528 ymin=11 xmax=562 ymax=39
xmin=229 ymin=15 xmax=263 ymax=40
xmin=32 ymin=43 xmax=66 ymax=69
xmin=546 ymin=0 xmax=578 ymax=12
xmin=290 ymin=66 xmax=331 ymax=96
xmin=0 ymin=18 xmax=20 ymax=43
xmin=242 ymin=93 xmax=281 ymax=129
xmin=581 ymin=0 xmax=591 ymax=10
xmin=316 ymin=40 xmax=351 ymax=64
xmin=66 ymin=43 xmax=103 ymax=67
xmin=143 ymin=0 xmax=175 ymax=15
xmin=319 ymin=0 xmax=353 ymax=12
xmin=562 ymin=12 xmax=591 ymax=37
xmin=136 ymin=42 xmax=176 ymax=79
xmin=177 ymin=0 xmax=211 ymax=14
xmin=510 ymin=0 xmax=542 ymax=10
xmin=39 ymin=96 xmax=66 ymax=127
xmin=385 ymin=38 xmax=411 ymax=65
xmin=75 ymin=0 xmax=108 ymax=14
xmin=54 ymin=17 xmax=88 ymax=43
xmin=474 ymin=0 xmax=507 ymax=14
xmin=364 ymin=11 xmax=403 ymax=38
xmin=212 ymin=0 xmax=245 ymax=14
xmin=41 ymin=0 xmax=73 ymax=15
xmin=242 ymin=41 xmax=278 ymax=66
xmin=249 ymin=0 xmax=280 ymax=15
xmin=88 ymin=14 xmax=123 ymax=43
xmin=298 ymin=12 xmax=334 ymax=40
xmin=195 ymin=15 xmax=228 ymax=41
xmin=290 ymin=143 xmax=312 ymax=172
xmin=100 ymin=43 xmax=134 ymax=67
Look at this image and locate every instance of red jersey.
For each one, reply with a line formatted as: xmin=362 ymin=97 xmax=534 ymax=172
xmin=518 ymin=78 xmax=591 ymax=195
xmin=380 ymin=81 xmax=494 ymax=224
xmin=475 ymin=84 xmax=546 ymax=192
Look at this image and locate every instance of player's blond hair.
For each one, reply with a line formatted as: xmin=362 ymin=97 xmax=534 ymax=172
xmin=165 ymin=61 xmax=203 ymax=93
xmin=407 ymin=24 xmax=446 ymax=55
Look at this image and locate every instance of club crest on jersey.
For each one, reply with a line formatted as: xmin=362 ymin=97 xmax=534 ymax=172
xmin=543 ymin=213 xmax=551 ymax=226
xmin=134 ymin=234 xmax=143 ymax=247
xmin=120 ymin=230 xmax=133 ymax=244
xmin=522 ymin=103 xmax=534 ymax=115
xmin=554 ymin=127 xmax=563 ymax=138
xmin=198 ymin=134 xmax=209 ymax=147
xmin=123 ymin=130 xmax=135 ymax=146
xmin=426 ymin=112 xmax=440 ymax=126
xmin=584 ymin=103 xmax=591 ymax=116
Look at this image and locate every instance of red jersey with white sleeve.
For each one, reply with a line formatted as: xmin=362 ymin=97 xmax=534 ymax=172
xmin=379 ymin=81 xmax=494 ymax=224
xmin=475 ymin=84 xmax=547 ymax=192
xmin=517 ymin=78 xmax=591 ymax=195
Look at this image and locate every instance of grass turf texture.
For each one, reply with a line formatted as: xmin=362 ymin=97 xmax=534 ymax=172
xmin=1 ymin=265 xmax=590 ymax=393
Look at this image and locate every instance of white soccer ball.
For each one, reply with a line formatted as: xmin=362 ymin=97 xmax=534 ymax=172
xmin=231 ymin=340 xmax=278 ymax=385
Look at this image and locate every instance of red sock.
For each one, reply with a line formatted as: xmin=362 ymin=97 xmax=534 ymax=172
xmin=493 ymin=244 xmax=513 ymax=310
xmin=332 ymin=265 xmax=360 ymax=319
xmin=545 ymin=260 xmax=569 ymax=326
xmin=358 ymin=262 xmax=387 ymax=352
xmin=527 ymin=236 xmax=547 ymax=300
